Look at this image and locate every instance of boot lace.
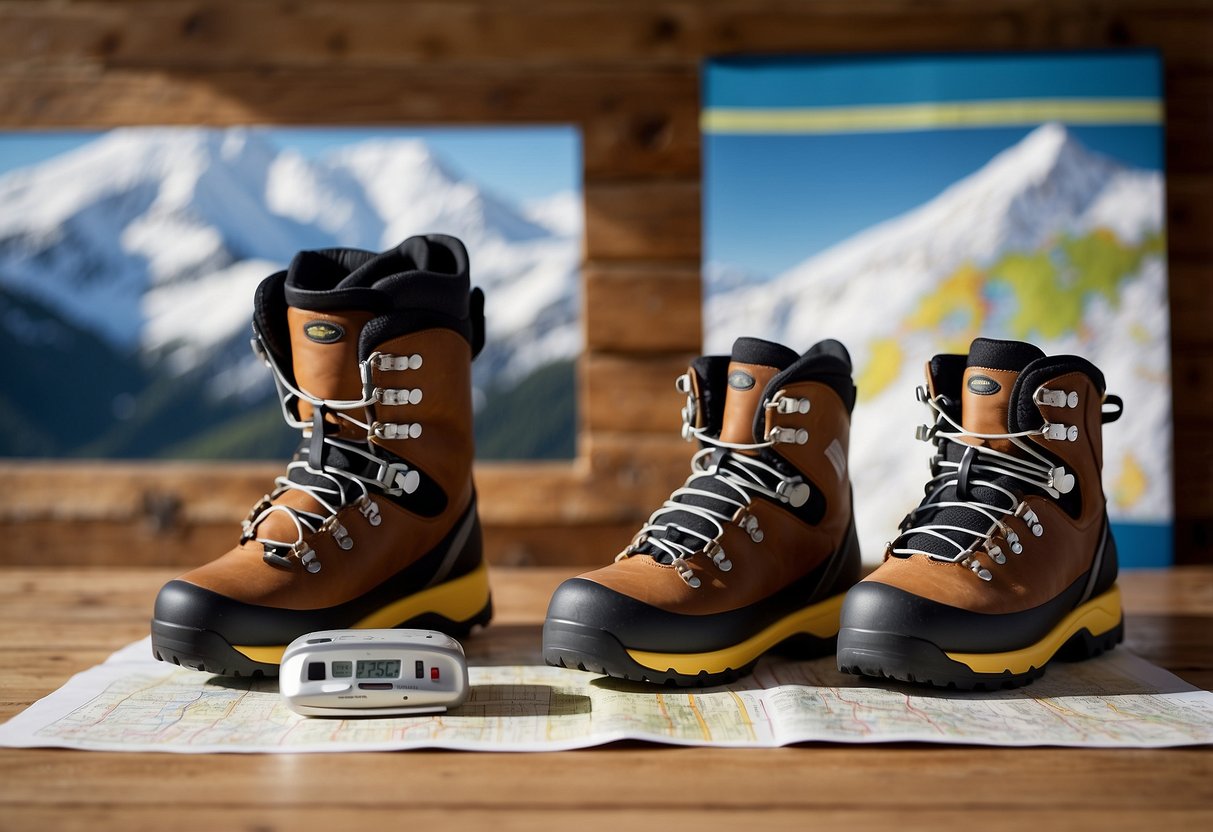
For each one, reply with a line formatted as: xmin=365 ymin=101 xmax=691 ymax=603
xmin=892 ymin=385 xmax=1083 ymax=581
xmin=241 ymin=333 xmax=425 ymax=574
xmin=615 ymin=375 xmax=813 ymax=588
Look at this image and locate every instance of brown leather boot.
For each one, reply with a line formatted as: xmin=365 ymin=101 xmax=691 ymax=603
xmin=543 ymin=338 xmax=861 ymax=686
xmin=837 ymin=337 xmax=1124 ymax=689
xmin=151 ymin=236 xmax=491 ymax=676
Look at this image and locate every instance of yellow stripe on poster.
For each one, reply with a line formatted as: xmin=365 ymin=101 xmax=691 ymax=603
xmin=701 ymin=98 xmax=1162 ymax=135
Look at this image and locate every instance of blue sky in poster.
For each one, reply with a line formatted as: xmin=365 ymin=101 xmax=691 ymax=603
xmin=703 ymin=51 xmax=1163 ymax=279
xmin=0 ymin=125 xmax=580 ymax=205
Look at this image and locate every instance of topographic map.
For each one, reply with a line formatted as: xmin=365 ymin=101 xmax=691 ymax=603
xmin=2 ymin=638 xmax=1211 ymax=752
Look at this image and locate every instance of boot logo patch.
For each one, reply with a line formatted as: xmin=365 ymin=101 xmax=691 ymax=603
xmin=967 ymin=374 xmax=1002 ymax=396
xmin=728 ymin=370 xmax=756 ymax=391
xmin=303 ymin=320 xmax=345 ymax=344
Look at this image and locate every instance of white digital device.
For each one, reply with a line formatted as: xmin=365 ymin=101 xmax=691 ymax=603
xmin=280 ymin=629 xmax=470 ymax=717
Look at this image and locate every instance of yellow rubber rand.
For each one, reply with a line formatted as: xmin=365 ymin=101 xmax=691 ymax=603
xmin=945 ymin=585 xmax=1122 ymax=675
xmin=625 ymin=592 xmax=846 ymax=676
xmin=232 ymin=560 xmax=491 ymax=665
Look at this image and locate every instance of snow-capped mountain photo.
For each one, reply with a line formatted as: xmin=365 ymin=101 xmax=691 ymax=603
xmin=0 ymin=126 xmax=582 ymax=460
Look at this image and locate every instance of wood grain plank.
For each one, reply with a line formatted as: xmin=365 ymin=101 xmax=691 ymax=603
xmin=1167 ymin=175 xmax=1213 ymax=259
xmin=0 ymin=65 xmax=700 ymax=178
xmin=1169 ymin=259 xmax=1213 ymax=349
xmin=0 ymin=518 xmax=640 ymax=568
xmin=580 ymin=351 xmax=695 ymax=434
xmin=0 ymin=745 xmax=1210 ymax=810
xmin=584 ymin=180 xmax=701 ymax=261
xmin=1 ymin=806 xmax=1210 ymax=832
xmin=1171 ymin=347 xmax=1213 ymax=424
xmin=0 ymin=462 xmax=659 ymax=567
xmin=0 ymin=1 xmax=704 ymax=69
xmin=0 ymin=461 xmax=631 ymax=526
xmin=1161 ymin=69 xmax=1213 ymax=176
xmin=12 ymin=0 xmax=1208 ymax=70
xmin=1173 ymin=427 xmax=1213 ymax=516
xmin=584 ymin=261 xmax=703 ymax=353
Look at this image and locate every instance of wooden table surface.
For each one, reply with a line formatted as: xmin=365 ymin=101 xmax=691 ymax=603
xmin=0 ymin=565 xmax=1210 ymax=831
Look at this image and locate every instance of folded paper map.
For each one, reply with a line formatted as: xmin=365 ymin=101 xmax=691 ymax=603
xmin=1 ymin=638 xmax=1210 ymax=752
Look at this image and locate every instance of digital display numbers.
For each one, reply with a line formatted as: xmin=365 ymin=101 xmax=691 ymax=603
xmin=331 ymin=661 xmax=352 ymax=678
xmin=355 ymin=659 xmax=401 ymax=679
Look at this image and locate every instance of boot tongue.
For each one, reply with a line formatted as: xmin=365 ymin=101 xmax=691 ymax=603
xmin=719 ymin=337 xmax=799 ymax=446
xmin=960 ymin=338 xmax=1045 ymax=452
xmin=899 ymin=338 xmax=1046 ymax=561
xmin=634 ymin=337 xmax=797 ymax=564
xmin=286 ymin=305 xmax=376 ymax=415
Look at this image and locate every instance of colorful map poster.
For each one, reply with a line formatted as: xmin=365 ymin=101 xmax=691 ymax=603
xmin=702 ymin=51 xmax=1171 ymax=566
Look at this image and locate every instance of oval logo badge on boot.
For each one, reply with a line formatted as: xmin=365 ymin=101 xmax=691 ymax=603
xmin=967 ymin=374 xmax=1002 ymax=396
xmin=303 ymin=320 xmax=345 ymax=344
xmin=728 ymin=370 xmax=756 ymax=391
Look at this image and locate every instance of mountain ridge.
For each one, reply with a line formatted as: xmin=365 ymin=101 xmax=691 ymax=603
xmin=0 ymin=127 xmax=582 ymax=459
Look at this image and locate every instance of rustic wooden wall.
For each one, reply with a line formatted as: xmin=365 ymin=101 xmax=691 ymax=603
xmin=0 ymin=0 xmax=1209 ymax=566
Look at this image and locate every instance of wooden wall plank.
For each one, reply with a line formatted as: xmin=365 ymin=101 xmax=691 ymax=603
xmin=581 ymin=431 xmax=696 ymax=514
xmin=10 ymin=2 xmax=1209 ymax=70
xmin=0 ymin=461 xmax=649 ymax=528
xmin=0 ymin=519 xmax=639 ymax=569
xmin=583 ymin=262 xmax=703 ymax=353
xmin=1168 ymin=260 xmax=1213 ymax=349
xmin=0 ymin=1 xmax=705 ymax=70
xmin=0 ymin=66 xmax=700 ymax=179
xmin=1173 ymin=427 xmax=1213 ymax=518
xmin=1162 ymin=70 xmax=1213 ymax=176
xmin=0 ymin=460 xmax=668 ymax=567
xmin=580 ymin=352 xmax=694 ymax=434
xmin=1171 ymin=347 xmax=1213 ymax=425
xmin=1167 ymin=176 xmax=1213 ymax=259
xmin=584 ymin=181 xmax=701 ymax=261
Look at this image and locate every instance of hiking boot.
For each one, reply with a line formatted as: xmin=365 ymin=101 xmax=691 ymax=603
xmin=837 ymin=337 xmax=1124 ymax=689
xmin=151 ymin=235 xmax=491 ymax=676
xmin=543 ymin=337 xmax=861 ymax=686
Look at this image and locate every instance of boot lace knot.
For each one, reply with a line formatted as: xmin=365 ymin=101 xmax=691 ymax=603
xmin=241 ymin=333 xmax=427 ymax=574
xmin=618 ymin=375 xmax=812 ymax=587
xmin=892 ymin=384 xmax=1080 ymax=582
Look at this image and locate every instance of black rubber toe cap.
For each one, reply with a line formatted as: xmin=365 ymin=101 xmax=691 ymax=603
xmin=544 ymin=573 xmax=826 ymax=655
xmin=545 ymin=577 xmax=741 ymax=653
xmin=153 ymin=580 xmax=302 ymax=645
xmin=839 ymin=575 xmax=1088 ymax=654
xmin=543 ymin=577 xmax=666 ymax=649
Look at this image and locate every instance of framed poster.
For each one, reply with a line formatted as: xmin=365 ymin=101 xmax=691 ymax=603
xmin=703 ymin=51 xmax=1170 ymax=566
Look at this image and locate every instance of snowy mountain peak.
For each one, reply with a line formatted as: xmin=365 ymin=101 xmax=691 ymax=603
xmin=970 ymin=122 xmax=1119 ymax=193
xmin=761 ymin=125 xmax=1149 ymax=298
xmin=993 ymin=122 xmax=1086 ymax=174
xmin=0 ymin=127 xmax=576 ymax=355
xmin=709 ymin=125 xmax=1163 ymax=355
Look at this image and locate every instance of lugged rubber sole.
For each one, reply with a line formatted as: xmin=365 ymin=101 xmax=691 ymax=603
xmin=837 ymin=585 xmax=1124 ymax=690
xmin=543 ymin=591 xmax=846 ymax=687
xmin=150 ymin=561 xmax=493 ymax=677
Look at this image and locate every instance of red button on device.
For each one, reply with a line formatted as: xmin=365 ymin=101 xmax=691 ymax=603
xmin=430 ymin=666 xmax=440 ymax=681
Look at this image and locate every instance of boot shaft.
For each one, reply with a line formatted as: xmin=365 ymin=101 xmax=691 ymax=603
xmin=681 ymin=337 xmax=856 ymax=549
xmin=886 ymin=336 xmax=1121 ymax=607
xmin=254 ymin=235 xmax=484 ymax=516
xmin=922 ymin=337 xmax=1116 ymax=530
